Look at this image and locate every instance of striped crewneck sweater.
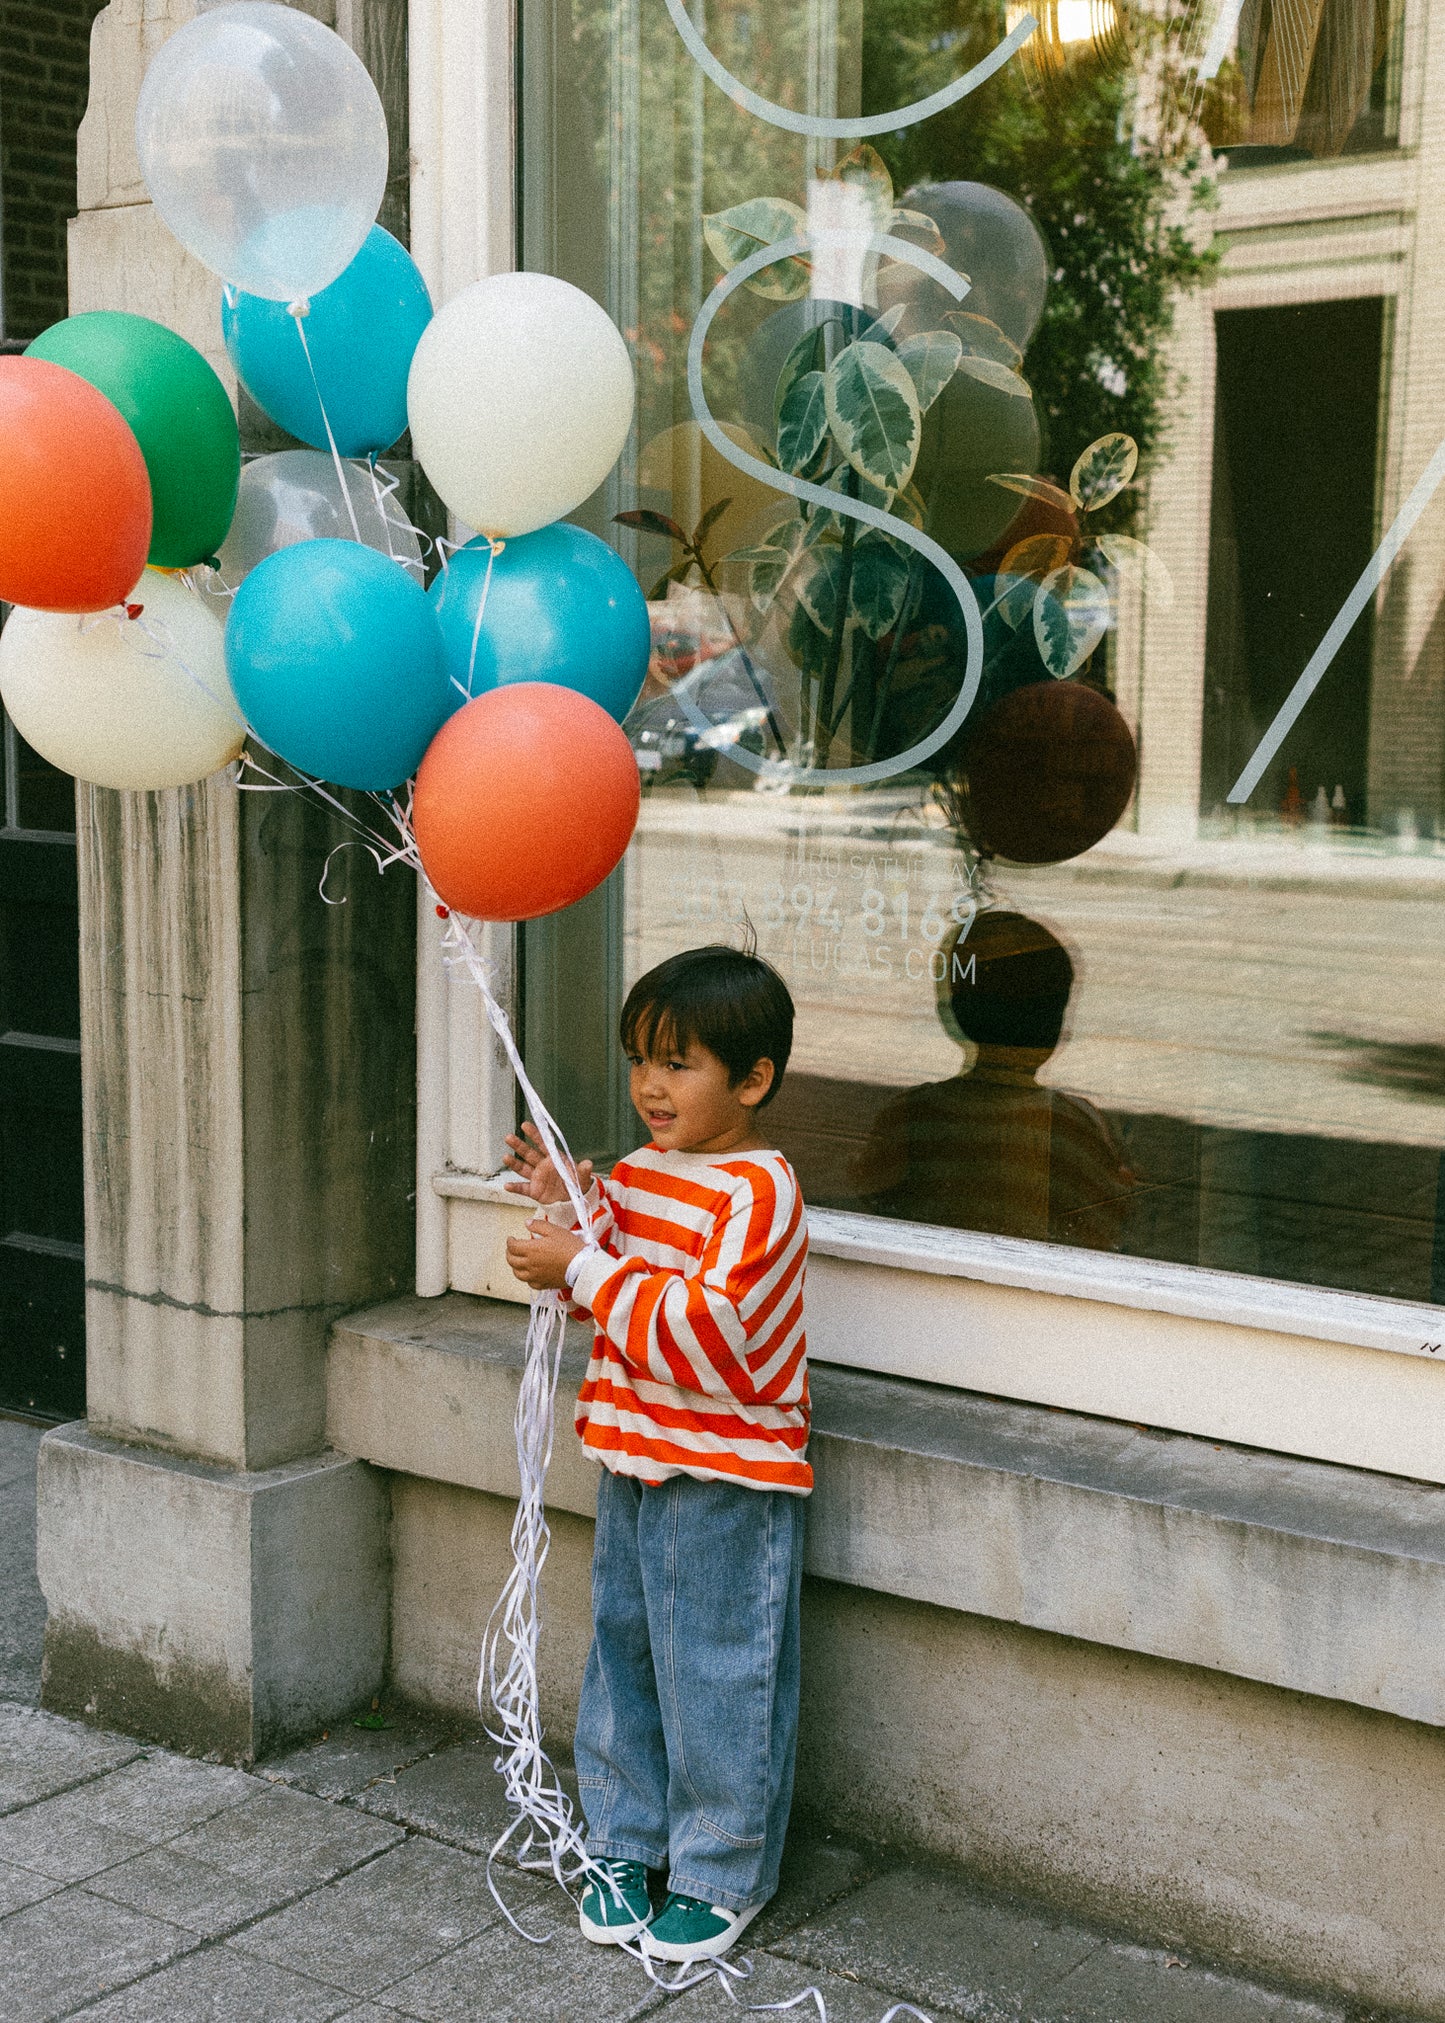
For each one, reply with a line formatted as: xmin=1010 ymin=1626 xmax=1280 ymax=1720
xmin=558 ymin=1143 xmax=812 ymax=1495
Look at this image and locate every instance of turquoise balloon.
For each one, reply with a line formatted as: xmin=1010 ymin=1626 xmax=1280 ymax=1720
xmin=430 ymin=523 xmax=651 ymax=723
xmin=226 ymin=540 xmax=449 ymax=791
xmin=221 ymin=226 xmax=433 ymax=456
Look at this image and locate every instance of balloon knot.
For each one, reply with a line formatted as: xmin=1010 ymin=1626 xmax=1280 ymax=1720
xmin=204 ymin=555 xmax=221 ymax=571
xmin=287 ymin=298 xmax=311 ymax=320
xmin=124 ymin=602 xmax=144 ymax=621
xmin=435 ymin=904 xmax=450 ymax=919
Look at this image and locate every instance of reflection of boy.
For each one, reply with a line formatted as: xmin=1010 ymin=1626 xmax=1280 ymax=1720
xmin=853 ymin=910 xmax=1132 ymax=1248
xmin=503 ymin=946 xmax=808 ymax=1968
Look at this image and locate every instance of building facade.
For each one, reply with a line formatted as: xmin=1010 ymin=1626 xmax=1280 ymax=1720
xmin=17 ymin=0 xmax=1445 ymax=2012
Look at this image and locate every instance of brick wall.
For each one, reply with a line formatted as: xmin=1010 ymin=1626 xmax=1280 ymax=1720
xmin=0 ymin=0 xmax=107 ymax=344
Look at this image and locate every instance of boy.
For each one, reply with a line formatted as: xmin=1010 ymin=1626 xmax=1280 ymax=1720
xmin=503 ymin=944 xmax=808 ymax=1967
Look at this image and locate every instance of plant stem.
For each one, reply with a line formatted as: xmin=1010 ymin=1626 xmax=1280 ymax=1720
xmin=864 ymin=555 xmax=922 ymax=763
xmin=813 ymin=472 xmax=859 ymax=767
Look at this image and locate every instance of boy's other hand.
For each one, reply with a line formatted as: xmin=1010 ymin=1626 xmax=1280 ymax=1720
xmin=506 ymin=1217 xmax=586 ymax=1291
xmin=502 ymin=1122 xmax=594 ymax=1207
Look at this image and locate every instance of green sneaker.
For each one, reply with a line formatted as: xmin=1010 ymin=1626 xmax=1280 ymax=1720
xmin=641 ymin=1890 xmax=763 ymax=1963
xmin=578 ymin=1858 xmax=653 ymax=1945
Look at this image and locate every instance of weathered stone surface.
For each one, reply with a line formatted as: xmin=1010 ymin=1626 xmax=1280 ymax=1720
xmin=38 ymin=1426 xmax=388 ymax=1763
xmin=0 ymin=1858 xmax=62 ymax=1918
xmin=372 ymin=1905 xmax=664 ymax=2022
xmin=0 ymin=1885 xmax=199 ymax=2022
xmin=165 ymin=1784 xmax=402 ymax=1892
xmin=261 ymin=1714 xmax=457 ymax=1804
xmin=230 ymin=1838 xmax=509 ymax=1997
xmin=72 ymin=1944 xmax=355 ymax=2022
xmin=0 ymin=1420 xmax=44 ymax=1706
xmin=0 ymin=1702 xmax=139 ymax=1815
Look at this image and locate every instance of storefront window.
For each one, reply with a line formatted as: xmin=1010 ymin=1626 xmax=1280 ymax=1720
xmin=520 ymin=0 xmax=1445 ymax=1308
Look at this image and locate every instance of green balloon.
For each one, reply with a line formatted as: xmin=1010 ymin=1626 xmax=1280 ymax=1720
xmin=26 ymin=311 xmax=239 ymax=568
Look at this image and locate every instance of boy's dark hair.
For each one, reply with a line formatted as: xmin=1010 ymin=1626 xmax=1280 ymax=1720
xmin=942 ymin=910 xmax=1074 ymax=1053
xmin=620 ymin=945 xmax=794 ymax=1105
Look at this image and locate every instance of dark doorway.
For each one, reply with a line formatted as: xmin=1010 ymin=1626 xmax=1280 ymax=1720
xmin=0 ymin=703 xmax=82 ymax=1418
xmin=1201 ymin=295 xmax=1385 ymax=823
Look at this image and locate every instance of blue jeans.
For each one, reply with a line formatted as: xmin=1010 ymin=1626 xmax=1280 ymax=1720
xmin=574 ymin=1467 xmax=807 ymax=1913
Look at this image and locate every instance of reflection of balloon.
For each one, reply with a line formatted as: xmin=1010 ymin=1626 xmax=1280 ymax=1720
xmin=912 ymin=367 xmax=1041 ymax=560
xmin=222 ymin=228 xmax=433 ymax=455
xmin=953 ymin=680 xmax=1137 ymax=864
xmin=0 ymin=569 xmax=244 ymax=790
xmin=430 ymin=526 xmax=650 ymax=723
xmin=884 ymin=183 xmax=1050 ymax=350
xmin=26 ymin=312 xmax=239 ymax=569
xmin=216 ymin=452 xmax=422 ymax=587
xmin=413 ymin=685 xmax=640 ymax=921
xmin=637 ymin=420 xmax=782 ymax=559
xmin=407 ymin=274 xmax=634 ymax=537
xmin=135 ymin=1 xmax=388 ymax=302
xmin=0 ymin=356 xmax=152 ymax=612
xmin=226 ymin=540 xmax=449 ymax=791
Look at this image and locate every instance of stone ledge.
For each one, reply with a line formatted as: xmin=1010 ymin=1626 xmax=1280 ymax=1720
xmin=329 ymin=1292 xmax=1445 ymax=1730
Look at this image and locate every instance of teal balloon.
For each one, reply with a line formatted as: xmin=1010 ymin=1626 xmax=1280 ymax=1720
xmin=430 ymin=523 xmax=651 ymax=723
xmin=226 ymin=540 xmax=449 ymax=790
xmin=221 ymin=227 xmax=433 ymax=456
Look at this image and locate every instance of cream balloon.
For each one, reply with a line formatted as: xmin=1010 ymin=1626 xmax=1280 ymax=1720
xmin=407 ymin=273 xmax=635 ymax=537
xmin=0 ymin=569 xmax=246 ymax=791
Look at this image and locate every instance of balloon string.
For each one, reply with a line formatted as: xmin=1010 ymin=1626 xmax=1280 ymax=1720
xmin=288 ymin=301 xmax=366 ymax=545
xmin=216 ymin=761 xmax=942 ymax=2023
xmin=364 ymin=455 xmax=426 ymax=582
xmin=464 ymin=538 xmax=505 ymax=700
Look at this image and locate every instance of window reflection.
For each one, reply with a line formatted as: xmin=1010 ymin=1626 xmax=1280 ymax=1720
xmin=524 ymin=0 xmax=1445 ymax=1306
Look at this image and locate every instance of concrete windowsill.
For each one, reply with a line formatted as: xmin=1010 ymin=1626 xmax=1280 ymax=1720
xmin=329 ymin=1293 xmax=1445 ymax=1730
xmin=430 ymin=1170 xmax=1445 ymax=1365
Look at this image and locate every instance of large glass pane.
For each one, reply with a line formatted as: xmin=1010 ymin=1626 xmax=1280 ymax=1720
xmin=521 ymin=0 xmax=1444 ymax=1305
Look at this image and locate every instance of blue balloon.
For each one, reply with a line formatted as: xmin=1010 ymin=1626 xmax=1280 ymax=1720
xmin=430 ymin=523 xmax=651 ymax=724
xmin=221 ymin=226 xmax=433 ymax=456
xmin=226 ymin=540 xmax=450 ymax=791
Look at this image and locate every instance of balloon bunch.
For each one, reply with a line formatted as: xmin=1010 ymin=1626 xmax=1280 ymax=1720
xmin=0 ymin=0 xmax=649 ymax=924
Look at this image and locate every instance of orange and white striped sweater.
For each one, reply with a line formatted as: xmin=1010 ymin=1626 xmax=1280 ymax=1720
xmin=558 ymin=1144 xmax=812 ymax=1495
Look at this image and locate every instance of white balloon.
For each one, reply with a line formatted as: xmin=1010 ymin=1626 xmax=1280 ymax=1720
xmin=215 ymin=451 xmax=423 ymax=587
xmin=135 ymin=2 xmax=388 ymax=303
xmin=407 ymin=273 xmax=635 ymax=537
xmin=0 ymin=570 xmax=246 ymax=792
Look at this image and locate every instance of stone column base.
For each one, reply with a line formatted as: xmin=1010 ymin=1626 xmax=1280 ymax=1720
xmin=36 ymin=1424 xmax=388 ymax=1765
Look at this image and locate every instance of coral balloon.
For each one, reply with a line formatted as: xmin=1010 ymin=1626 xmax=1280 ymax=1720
xmin=0 ymin=568 xmax=244 ymax=791
xmin=407 ymin=273 xmax=634 ymax=537
xmin=413 ymin=685 xmax=640 ymax=921
xmin=27 ymin=311 xmax=239 ymax=568
xmin=0 ymin=356 xmax=151 ymax=612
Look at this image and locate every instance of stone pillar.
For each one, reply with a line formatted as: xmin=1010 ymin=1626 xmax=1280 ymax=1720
xmin=35 ymin=0 xmax=416 ymax=1763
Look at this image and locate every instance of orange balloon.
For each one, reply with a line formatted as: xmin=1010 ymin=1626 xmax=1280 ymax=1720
xmin=0 ymin=355 xmax=152 ymax=612
xmin=414 ymin=683 xmax=641 ymax=921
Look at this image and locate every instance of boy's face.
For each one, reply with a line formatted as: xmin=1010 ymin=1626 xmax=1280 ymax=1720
xmin=627 ymin=1032 xmax=773 ymax=1155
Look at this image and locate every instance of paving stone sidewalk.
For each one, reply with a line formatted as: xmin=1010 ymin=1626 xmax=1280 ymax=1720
xmin=0 ymin=1417 xmax=1404 ymax=2022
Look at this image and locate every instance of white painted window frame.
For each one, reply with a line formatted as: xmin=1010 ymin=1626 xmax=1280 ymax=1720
xmin=409 ymin=0 xmax=1445 ymax=1471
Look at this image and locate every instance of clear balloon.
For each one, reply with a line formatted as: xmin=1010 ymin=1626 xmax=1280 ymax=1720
xmin=880 ymin=182 xmax=1050 ymax=351
xmin=0 ymin=569 xmax=245 ymax=791
xmin=214 ymin=451 xmax=423 ymax=589
xmin=407 ymin=273 xmax=634 ymax=538
xmin=135 ymin=1 xmax=388 ymax=303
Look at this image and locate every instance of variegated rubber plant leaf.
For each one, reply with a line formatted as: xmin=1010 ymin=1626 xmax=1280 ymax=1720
xmin=703 ymin=197 xmax=810 ymax=301
xmin=986 ymin=472 xmax=1075 ymax=515
xmin=896 ymin=331 xmax=962 ymax=414
xmin=1069 ymin=432 xmax=1138 ymax=511
xmin=848 ymin=533 xmax=911 ymax=640
xmin=1092 ymin=531 xmax=1174 ymax=607
xmin=777 ymin=370 xmax=830 ymax=475
xmin=1033 ymin=565 xmax=1111 ymax=679
xmin=956 ymin=354 xmax=1031 ymax=400
xmin=824 ymin=340 xmax=921 ymax=492
xmin=946 ymin=312 xmax=1024 ymax=369
xmin=798 ymin=545 xmax=846 ymax=634
xmin=832 ymin=142 xmax=893 ymax=222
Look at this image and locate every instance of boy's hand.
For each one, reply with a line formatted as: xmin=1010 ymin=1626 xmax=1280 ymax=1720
xmin=506 ymin=1218 xmax=586 ymax=1291
xmin=502 ymin=1122 xmax=593 ymax=1208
